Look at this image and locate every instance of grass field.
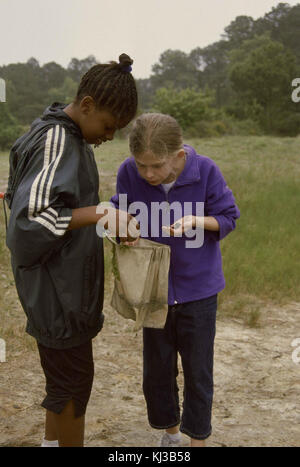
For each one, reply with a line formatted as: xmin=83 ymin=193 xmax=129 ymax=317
xmin=0 ymin=134 xmax=299 ymax=347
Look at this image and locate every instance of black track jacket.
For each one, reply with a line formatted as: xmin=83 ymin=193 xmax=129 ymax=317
xmin=6 ymin=103 xmax=104 ymax=349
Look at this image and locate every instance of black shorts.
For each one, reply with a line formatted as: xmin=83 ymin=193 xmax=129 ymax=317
xmin=37 ymin=340 xmax=94 ymax=418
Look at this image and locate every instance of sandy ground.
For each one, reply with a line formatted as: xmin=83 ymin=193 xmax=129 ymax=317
xmin=0 ymin=299 xmax=299 ymax=447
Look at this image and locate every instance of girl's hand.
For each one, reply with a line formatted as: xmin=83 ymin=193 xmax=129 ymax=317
xmin=163 ymin=215 xmax=204 ymax=236
xmin=116 ymin=209 xmax=140 ymax=242
xmin=96 ymin=203 xmax=140 ymax=242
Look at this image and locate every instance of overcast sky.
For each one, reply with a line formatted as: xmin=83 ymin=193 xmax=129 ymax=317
xmin=1 ymin=0 xmax=299 ymax=78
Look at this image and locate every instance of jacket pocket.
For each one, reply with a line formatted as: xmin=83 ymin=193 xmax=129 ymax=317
xmin=17 ymin=264 xmax=40 ymax=327
xmin=17 ymin=264 xmax=57 ymax=337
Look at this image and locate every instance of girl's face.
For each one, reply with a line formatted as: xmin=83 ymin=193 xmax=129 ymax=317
xmin=134 ymin=150 xmax=186 ymax=186
xmin=78 ymin=97 xmax=120 ymax=145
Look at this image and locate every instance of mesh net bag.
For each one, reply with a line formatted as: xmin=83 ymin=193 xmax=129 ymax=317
xmin=107 ymin=237 xmax=170 ymax=331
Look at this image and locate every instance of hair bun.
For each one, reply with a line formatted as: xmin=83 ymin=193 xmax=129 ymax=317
xmin=119 ymin=53 xmax=133 ymax=66
xmin=118 ymin=54 xmax=133 ymax=72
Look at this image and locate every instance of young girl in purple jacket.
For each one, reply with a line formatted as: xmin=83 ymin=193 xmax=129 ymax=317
xmin=111 ymin=113 xmax=240 ymax=447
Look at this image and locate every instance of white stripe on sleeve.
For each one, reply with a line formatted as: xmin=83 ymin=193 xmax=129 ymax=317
xmin=28 ymin=125 xmax=72 ymax=235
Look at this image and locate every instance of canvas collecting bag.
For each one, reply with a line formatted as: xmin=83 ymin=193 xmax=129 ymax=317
xmin=107 ymin=237 xmax=170 ymax=331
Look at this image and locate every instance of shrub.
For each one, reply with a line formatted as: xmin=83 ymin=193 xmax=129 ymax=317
xmin=185 ymin=115 xmax=262 ymax=138
xmin=0 ymin=104 xmax=22 ymax=150
xmin=152 ymin=86 xmax=213 ymax=130
xmin=271 ymin=112 xmax=300 ymax=136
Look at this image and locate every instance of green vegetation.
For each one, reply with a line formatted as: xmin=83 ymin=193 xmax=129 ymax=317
xmin=152 ymin=87 xmax=213 ymax=131
xmin=1 ymin=3 xmax=300 ymax=150
xmin=0 ymin=135 xmax=299 ymax=351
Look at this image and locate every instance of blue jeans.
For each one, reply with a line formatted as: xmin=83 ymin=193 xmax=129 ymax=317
xmin=143 ymin=294 xmax=217 ymax=440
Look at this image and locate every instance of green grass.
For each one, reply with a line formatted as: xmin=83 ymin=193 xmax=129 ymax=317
xmin=188 ymin=136 xmax=300 ymax=323
xmin=0 ymin=135 xmax=299 ymax=338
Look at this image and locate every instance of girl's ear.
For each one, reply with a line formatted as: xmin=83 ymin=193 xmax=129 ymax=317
xmin=79 ymin=96 xmax=95 ymax=115
xmin=177 ymin=149 xmax=186 ymax=160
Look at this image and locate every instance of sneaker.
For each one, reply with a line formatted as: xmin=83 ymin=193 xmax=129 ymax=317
xmin=160 ymin=432 xmax=182 ymax=447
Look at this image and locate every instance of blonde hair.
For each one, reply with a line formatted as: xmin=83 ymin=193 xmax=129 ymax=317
xmin=129 ymin=113 xmax=183 ymax=159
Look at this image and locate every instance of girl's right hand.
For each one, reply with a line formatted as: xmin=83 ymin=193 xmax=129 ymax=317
xmin=96 ymin=203 xmax=140 ymax=242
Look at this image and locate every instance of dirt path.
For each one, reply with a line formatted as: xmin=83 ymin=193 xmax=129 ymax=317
xmin=0 ymin=300 xmax=299 ymax=447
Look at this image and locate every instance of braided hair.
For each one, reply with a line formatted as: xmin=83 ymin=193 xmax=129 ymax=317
xmin=75 ymin=53 xmax=138 ymax=126
xmin=129 ymin=113 xmax=183 ymax=159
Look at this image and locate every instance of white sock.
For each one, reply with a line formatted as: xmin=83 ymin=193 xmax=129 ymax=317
xmin=41 ymin=438 xmax=59 ymax=447
xmin=166 ymin=431 xmax=181 ymax=442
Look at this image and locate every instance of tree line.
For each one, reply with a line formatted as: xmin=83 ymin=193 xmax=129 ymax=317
xmin=1 ymin=2 xmax=300 ymax=149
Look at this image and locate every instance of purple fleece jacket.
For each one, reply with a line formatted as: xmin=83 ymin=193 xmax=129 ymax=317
xmin=110 ymin=144 xmax=240 ymax=305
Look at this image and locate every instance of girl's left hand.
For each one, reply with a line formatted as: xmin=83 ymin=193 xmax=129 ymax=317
xmin=163 ymin=215 xmax=202 ymax=236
